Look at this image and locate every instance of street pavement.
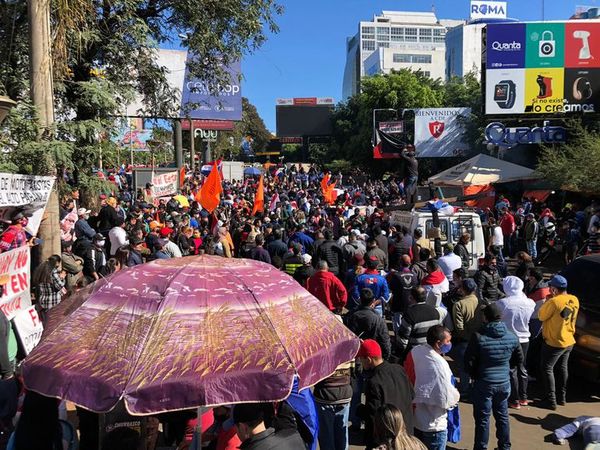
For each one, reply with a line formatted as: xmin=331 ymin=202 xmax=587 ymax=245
xmin=348 ymin=375 xmax=600 ymax=450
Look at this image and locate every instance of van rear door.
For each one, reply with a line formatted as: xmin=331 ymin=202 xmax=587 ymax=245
xmin=452 ymin=216 xmax=476 ymax=267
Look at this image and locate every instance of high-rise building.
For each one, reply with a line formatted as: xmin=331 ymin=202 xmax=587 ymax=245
xmin=445 ymin=22 xmax=486 ymax=80
xmin=342 ymin=11 xmax=464 ymax=99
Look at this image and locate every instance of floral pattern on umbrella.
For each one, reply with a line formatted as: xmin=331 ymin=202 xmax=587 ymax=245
xmin=23 ymin=256 xmax=359 ymax=415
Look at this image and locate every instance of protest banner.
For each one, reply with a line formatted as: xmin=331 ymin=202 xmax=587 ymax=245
xmin=0 ymin=246 xmax=32 ymax=320
xmin=151 ymin=171 xmax=179 ymax=199
xmin=0 ymin=173 xmax=55 ymax=235
xmin=12 ymin=306 xmax=43 ymax=354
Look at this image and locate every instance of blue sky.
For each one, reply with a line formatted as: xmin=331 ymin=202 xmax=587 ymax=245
xmin=241 ymin=0 xmax=596 ymax=131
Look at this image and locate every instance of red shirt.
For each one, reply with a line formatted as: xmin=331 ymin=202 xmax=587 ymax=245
xmin=307 ymin=270 xmax=348 ymax=311
xmin=500 ymin=212 xmax=516 ymax=236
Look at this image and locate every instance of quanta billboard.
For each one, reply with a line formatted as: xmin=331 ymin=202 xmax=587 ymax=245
xmin=485 ymin=21 xmax=600 ymax=115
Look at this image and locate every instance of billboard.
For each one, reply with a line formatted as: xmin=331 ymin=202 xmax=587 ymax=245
xmin=414 ymin=108 xmax=471 ymax=157
xmin=276 ymin=99 xmax=334 ymax=137
xmin=485 ymin=21 xmax=600 ymax=115
xmin=126 ymin=49 xmax=242 ymax=120
xmin=470 ymin=1 xmax=507 ymax=20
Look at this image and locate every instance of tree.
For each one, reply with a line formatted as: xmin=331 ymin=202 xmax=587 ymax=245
xmin=537 ymin=120 xmax=600 ymax=193
xmin=0 ymin=0 xmax=282 ymax=189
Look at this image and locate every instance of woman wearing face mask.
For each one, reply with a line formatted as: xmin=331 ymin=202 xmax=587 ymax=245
xmin=403 ymin=325 xmax=460 ymax=450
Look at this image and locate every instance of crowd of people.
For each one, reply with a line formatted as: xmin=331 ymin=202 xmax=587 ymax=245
xmin=0 ymin=161 xmax=598 ymax=450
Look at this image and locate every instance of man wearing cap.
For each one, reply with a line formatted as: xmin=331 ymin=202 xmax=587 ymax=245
xmin=293 ymin=253 xmax=315 ymax=289
xmin=159 ymin=227 xmax=182 ymax=258
xmin=350 ymin=256 xmax=390 ymax=316
xmin=127 ymin=238 xmax=145 ymax=267
xmin=357 ymin=339 xmax=414 ymax=449
xmin=233 ymin=403 xmax=305 ymax=449
xmin=464 ymin=303 xmax=522 ymax=450
xmin=438 ymin=243 xmax=462 ymax=282
xmin=307 ymin=261 xmax=347 ymax=314
xmin=74 ymin=208 xmax=96 ymax=240
xmin=538 ymin=275 xmax=579 ymax=410
xmin=452 ymin=278 xmax=483 ymax=396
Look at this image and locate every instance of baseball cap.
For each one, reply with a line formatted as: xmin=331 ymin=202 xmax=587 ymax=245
xmin=366 ymin=255 xmax=379 ymax=269
xmin=357 ymin=339 xmax=382 ymax=358
xmin=77 ymin=207 xmax=91 ymax=216
xmin=301 ymin=254 xmax=312 ymax=265
xmin=548 ymin=275 xmax=568 ymax=289
xmin=160 ymin=227 xmax=173 ymax=237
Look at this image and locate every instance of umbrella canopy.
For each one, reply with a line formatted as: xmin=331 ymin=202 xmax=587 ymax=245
xmin=23 ymin=256 xmax=359 ymax=415
xmin=428 ymin=154 xmax=537 ymax=187
xmin=243 ymin=166 xmax=262 ymax=177
xmin=173 ymin=194 xmax=190 ymax=208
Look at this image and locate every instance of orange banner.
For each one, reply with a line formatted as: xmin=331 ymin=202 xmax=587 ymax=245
xmin=252 ymin=175 xmax=264 ymax=216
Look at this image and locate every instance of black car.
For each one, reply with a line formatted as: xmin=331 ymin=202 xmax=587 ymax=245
xmin=562 ymin=255 xmax=600 ymax=382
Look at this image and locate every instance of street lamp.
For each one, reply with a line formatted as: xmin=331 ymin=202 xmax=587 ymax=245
xmin=0 ymin=96 xmax=16 ymax=125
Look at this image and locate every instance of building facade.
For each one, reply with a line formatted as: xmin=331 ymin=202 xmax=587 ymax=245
xmin=342 ymin=11 xmax=464 ymax=99
xmin=445 ymin=22 xmax=485 ymax=80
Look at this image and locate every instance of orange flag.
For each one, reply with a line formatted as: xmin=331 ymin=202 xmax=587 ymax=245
xmin=325 ymin=181 xmax=337 ymax=204
xmin=196 ymin=163 xmax=222 ymax=213
xmin=320 ymin=173 xmax=330 ymax=195
xmin=179 ymin=166 xmax=186 ymax=188
xmin=252 ymin=175 xmax=264 ymax=216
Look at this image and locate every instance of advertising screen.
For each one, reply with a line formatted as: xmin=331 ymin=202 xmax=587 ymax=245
xmin=485 ymin=21 xmax=600 ymax=115
xmin=276 ymin=104 xmax=334 ymax=137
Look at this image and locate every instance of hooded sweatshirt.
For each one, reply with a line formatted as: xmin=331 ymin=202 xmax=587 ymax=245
xmin=496 ymin=276 xmax=536 ymax=343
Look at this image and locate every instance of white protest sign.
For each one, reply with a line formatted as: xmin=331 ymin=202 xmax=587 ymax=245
xmin=151 ymin=171 xmax=179 ymax=199
xmin=0 ymin=173 xmax=55 ymax=235
xmin=0 ymin=246 xmax=32 ymax=320
xmin=12 ymin=306 xmax=43 ymax=354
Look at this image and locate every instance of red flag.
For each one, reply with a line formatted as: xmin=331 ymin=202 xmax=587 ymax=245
xmin=269 ymin=193 xmax=280 ymax=212
xmin=196 ymin=162 xmax=222 ymax=212
xmin=179 ymin=166 xmax=186 ymax=188
xmin=252 ymin=175 xmax=264 ymax=216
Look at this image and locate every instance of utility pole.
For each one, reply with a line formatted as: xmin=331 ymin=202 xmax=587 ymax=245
xmin=29 ymin=0 xmax=60 ymax=261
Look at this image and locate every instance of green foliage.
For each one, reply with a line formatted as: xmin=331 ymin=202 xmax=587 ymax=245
xmin=537 ymin=121 xmax=600 ymax=193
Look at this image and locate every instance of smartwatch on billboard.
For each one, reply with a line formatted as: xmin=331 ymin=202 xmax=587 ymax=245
xmin=494 ymin=80 xmax=516 ymax=109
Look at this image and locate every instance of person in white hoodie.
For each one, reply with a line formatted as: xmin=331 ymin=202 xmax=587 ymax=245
xmin=406 ymin=325 xmax=460 ymax=450
xmin=496 ymin=276 xmax=535 ymax=409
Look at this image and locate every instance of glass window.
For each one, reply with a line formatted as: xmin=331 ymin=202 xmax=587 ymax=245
xmin=376 ymin=26 xmax=390 ymax=41
xmin=425 ymin=219 xmax=448 ymax=241
xmin=362 ymin=26 xmax=375 ymax=39
xmin=391 ymin=27 xmax=404 ymax=42
xmin=405 ymin=28 xmax=418 ymax=42
xmin=419 ymin=28 xmax=433 ymax=42
xmin=362 ymin=40 xmax=375 ymax=51
xmin=434 ymin=28 xmax=446 ymax=43
xmin=393 ymin=54 xmax=432 ymax=64
xmin=378 ymin=42 xmax=390 ymax=48
xmin=451 ymin=218 xmax=474 ymax=242
xmin=423 ymin=71 xmax=431 ymax=78
xmin=393 ymin=54 xmax=411 ymax=63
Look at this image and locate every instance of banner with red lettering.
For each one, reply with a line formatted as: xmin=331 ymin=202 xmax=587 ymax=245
xmin=0 ymin=173 xmax=55 ymax=235
xmin=0 ymin=246 xmax=31 ymax=320
xmin=12 ymin=306 xmax=43 ymax=354
xmin=151 ymin=171 xmax=179 ymax=199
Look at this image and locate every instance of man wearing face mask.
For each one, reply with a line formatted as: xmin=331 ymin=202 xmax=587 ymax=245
xmin=404 ymin=325 xmax=460 ymax=450
xmin=74 ymin=208 xmax=96 ymax=241
xmin=0 ymin=212 xmax=33 ymax=253
xmin=83 ymin=234 xmax=108 ymax=282
xmin=474 ymin=254 xmax=503 ymax=305
xmin=538 ymin=275 xmax=579 ymax=410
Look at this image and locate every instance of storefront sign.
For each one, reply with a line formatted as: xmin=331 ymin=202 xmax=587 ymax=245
xmin=485 ymin=121 xmax=567 ymax=146
xmin=471 ymin=1 xmax=507 ymax=20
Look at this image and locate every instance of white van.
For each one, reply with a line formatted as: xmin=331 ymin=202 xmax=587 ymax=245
xmin=389 ymin=209 xmax=486 ymax=273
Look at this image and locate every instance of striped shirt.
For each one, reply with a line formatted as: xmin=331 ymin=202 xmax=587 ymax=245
xmin=397 ymin=303 xmax=442 ymax=354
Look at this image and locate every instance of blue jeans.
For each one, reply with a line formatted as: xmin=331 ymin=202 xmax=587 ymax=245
xmin=453 ymin=341 xmax=470 ymax=395
xmin=526 ymin=239 xmax=537 ymax=259
xmin=316 ymin=403 xmax=350 ymax=450
xmin=472 ymin=380 xmax=511 ymax=450
xmin=415 ymin=428 xmax=448 ymax=450
xmin=541 ymin=343 xmax=573 ymax=404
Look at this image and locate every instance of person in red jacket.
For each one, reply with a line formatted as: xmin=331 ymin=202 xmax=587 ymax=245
xmin=499 ymin=207 xmax=516 ymax=258
xmin=307 ymin=260 xmax=348 ymax=313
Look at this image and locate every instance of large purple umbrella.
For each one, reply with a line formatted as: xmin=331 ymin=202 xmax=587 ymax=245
xmin=23 ymin=256 xmax=359 ymax=415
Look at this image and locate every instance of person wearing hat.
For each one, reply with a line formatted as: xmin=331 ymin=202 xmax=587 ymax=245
xmin=127 ymin=237 xmax=145 ymax=267
xmin=159 ymin=227 xmax=182 ymax=258
xmin=538 ymin=274 xmax=579 ymax=410
xmin=436 ymin=244 xmax=461 ymax=284
xmin=74 ymin=207 xmax=96 ymax=240
xmin=232 ymin=403 xmax=305 ymax=449
xmin=452 ymin=278 xmax=483 ymax=397
xmin=350 ymin=256 xmax=390 ymax=317
xmin=293 ymin=253 xmax=315 ymax=289
xmin=356 ymin=339 xmax=414 ymax=449
xmin=464 ymin=303 xmax=522 ymax=450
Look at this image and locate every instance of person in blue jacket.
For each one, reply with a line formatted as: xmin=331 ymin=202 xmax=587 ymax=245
xmin=350 ymin=256 xmax=390 ymax=316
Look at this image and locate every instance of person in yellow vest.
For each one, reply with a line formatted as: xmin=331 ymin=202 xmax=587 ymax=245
xmin=538 ymin=275 xmax=579 ymax=410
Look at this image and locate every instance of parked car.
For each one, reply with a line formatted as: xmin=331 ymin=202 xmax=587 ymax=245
xmin=561 ymin=255 xmax=600 ymax=382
